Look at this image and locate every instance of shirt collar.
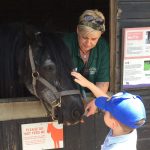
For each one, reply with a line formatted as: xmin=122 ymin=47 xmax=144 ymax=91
xmin=105 ymin=129 xmax=137 ymax=145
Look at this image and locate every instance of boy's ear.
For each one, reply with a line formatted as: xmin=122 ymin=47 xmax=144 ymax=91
xmin=111 ymin=118 xmax=120 ymax=129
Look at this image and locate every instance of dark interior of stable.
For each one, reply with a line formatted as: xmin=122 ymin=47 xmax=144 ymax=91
xmin=0 ymin=0 xmax=110 ymax=39
xmin=0 ymin=0 xmax=110 ymax=98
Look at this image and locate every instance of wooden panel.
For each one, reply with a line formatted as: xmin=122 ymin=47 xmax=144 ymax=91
xmin=80 ymin=116 xmax=96 ymax=149
xmin=119 ymin=0 xmax=150 ymax=1
xmin=136 ymin=93 xmax=150 ymax=150
xmin=118 ymin=19 xmax=150 ymax=29
xmin=0 ymin=115 xmax=108 ymax=150
xmin=0 ymin=100 xmax=47 ymax=121
xmin=63 ymin=114 xmax=108 ymax=150
xmin=115 ymin=1 xmax=150 ymax=150
xmin=0 ymin=117 xmax=51 ymax=150
xmin=95 ymin=113 xmax=109 ymax=149
xmin=115 ymin=0 xmax=150 ymax=93
xmin=64 ymin=124 xmax=80 ymax=150
xmin=118 ymin=2 xmax=150 ymax=19
xmin=0 ymin=1 xmax=110 ymax=149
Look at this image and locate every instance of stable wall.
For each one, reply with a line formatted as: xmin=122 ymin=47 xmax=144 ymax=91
xmin=0 ymin=0 xmax=110 ymax=150
xmin=116 ymin=1 xmax=150 ymax=149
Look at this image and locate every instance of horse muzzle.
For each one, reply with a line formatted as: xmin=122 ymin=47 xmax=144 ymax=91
xmin=55 ymin=106 xmax=84 ymax=125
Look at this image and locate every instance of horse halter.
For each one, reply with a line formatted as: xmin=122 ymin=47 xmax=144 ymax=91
xmin=28 ymin=45 xmax=81 ymax=119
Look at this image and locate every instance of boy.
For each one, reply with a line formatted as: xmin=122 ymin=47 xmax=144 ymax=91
xmin=71 ymin=71 xmax=146 ymax=150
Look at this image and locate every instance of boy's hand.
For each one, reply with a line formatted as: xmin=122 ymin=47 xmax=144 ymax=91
xmin=85 ymin=99 xmax=97 ymax=117
xmin=71 ymin=71 xmax=90 ymax=88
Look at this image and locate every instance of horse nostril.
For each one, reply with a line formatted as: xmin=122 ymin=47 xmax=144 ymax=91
xmin=72 ymin=109 xmax=82 ymax=120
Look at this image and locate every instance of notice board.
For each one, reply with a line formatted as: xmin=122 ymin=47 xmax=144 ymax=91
xmin=122 ymin=27 xmax=150 ymax=89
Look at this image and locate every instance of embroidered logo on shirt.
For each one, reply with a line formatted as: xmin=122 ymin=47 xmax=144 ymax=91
xmin=89 ymin=67 xmax=96 ymax=75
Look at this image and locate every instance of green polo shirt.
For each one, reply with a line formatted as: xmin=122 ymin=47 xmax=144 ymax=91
xmin=63 ymin=32 xmax=110 ymax=84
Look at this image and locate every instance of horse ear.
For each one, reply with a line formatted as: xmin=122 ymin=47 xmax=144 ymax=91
xmin=24 ymin=24 xmax=43 ymax=47
xmin=24 ymin=24 xmax=37 ymax=43
xmin=24 ymin=24 xmax=43 ymax=65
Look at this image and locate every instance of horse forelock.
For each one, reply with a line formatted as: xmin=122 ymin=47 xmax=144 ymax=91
xmin=41 ymin=33 xmax=74 ymax=83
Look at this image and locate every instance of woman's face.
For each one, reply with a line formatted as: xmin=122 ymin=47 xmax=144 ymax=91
xmin=77 ymin=30 xmax=101 ymax=52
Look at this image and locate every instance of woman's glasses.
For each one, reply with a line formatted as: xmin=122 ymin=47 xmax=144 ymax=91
xmin=83 ymin=15 xmax=104 ymax=26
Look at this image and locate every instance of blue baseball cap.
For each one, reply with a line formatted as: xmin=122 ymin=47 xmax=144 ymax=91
xmin=95 ymin=92 xmax=146 ymax=129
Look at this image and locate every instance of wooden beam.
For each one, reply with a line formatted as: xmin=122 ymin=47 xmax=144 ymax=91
xmin=0 ymin=100 xmax=47 ymax=121
xmin=110 ymin=0 xmax=118 ymax=92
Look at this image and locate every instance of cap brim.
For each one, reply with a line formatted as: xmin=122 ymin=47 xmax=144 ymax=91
xmin=95 ymin=96 xmax=109 ymax=111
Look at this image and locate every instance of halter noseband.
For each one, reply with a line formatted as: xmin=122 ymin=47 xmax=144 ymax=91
xmin=29 ymin=45 xmax=81 ymax=119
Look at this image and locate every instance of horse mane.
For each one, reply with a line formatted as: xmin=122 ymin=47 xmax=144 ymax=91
xmin=0 ymin=23 xmax=31 ymax=98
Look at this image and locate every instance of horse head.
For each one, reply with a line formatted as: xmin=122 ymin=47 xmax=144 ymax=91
xmin=20 ymin=26 xmax=84 ymax=125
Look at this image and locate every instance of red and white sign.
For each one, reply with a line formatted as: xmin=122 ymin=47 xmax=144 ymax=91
xmin=21 ymin=121 xmax=63 ymax=150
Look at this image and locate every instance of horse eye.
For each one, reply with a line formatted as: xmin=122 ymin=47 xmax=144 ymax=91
xmin=44 ymin=59 xmax=55 ymax=71
xmin=47 ymin=66 xmax=53 ymax=70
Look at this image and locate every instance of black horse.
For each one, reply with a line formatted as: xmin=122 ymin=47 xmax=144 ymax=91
xmin=0 ymin=23 xmax=84 ymax=124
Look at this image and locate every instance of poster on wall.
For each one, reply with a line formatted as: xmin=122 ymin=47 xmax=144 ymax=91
xmin=21 ymin=121 xmax=63 ymax=150
xmin=122 ymin=27 xmax=150 ymax=89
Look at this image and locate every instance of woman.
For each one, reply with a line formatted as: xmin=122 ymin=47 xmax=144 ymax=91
xmin=63 ymin=9 xmax=110 ymax=98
